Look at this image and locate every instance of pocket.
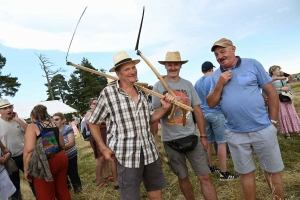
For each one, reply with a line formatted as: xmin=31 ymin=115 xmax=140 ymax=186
xmin=237 ymin=73 xmax=251 ymax=86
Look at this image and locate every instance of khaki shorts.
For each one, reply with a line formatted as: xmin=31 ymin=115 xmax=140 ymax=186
xmin=117 ymin=150 xmax=166 ymax=200
xmin=225 ymin=125 xmax=284 ymax=174
xmin=164 ymin=140 xmax=210 ymax=179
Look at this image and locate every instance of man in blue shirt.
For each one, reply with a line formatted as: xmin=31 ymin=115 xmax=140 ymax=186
xmin=207 ymin=38 xmax=284 ymax=200
xmin=194 ymin=61 xmax=238 ymax=181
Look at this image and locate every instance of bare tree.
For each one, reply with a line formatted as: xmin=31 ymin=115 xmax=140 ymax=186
xmin=35 ymin=53 xmax=65 ymax=100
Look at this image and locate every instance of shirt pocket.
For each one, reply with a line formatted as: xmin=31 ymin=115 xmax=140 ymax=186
xmin=237 ymin=73 xmax=251 ymax=86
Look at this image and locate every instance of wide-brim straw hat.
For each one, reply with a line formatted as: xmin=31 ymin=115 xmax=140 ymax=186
xmin=158 ymin=51 xmax=188 ymax=65
xmin=0 ymin=99 xmax=13 ymax=109
xmin=109 ymin=51 xmax=140 ymax=72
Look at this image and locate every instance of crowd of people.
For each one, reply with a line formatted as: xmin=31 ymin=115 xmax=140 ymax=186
xmin=0 ymin=37 xmax=299 ymax=200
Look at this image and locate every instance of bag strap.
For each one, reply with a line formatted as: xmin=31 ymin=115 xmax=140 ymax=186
xmin=33 ymin=121 xmax=44 ymax=135
xmin=281 ymin=80 xmax=284 ymax=87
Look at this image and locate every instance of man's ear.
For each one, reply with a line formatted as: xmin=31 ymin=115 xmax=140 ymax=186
xmin=231 ymin=46 xmax=236 ymax=52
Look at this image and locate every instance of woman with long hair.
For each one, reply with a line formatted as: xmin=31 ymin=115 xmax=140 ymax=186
xmin=53 ymin=112 xmax=82 ymax=193
xmin=23 ymin=105 xmax=71 ymax=200
xmin=269 ymin=65 xmax=300 ymax=138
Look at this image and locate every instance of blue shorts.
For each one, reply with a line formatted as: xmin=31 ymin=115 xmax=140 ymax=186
xmin=225 ymin=125 xmax=284 ymax=174
xmin=204 ymin=113 xmax=227 ymax=144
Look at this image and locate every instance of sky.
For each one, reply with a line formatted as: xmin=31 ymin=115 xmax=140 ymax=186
xmin=0 ymin=0 xmax=300 ymax=104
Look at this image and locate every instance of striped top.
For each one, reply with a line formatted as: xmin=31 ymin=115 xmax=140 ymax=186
xmin=89 ymin=81 xmax=157 ymax=168
xmin=62 ymin=125 xmax=77 ymax=159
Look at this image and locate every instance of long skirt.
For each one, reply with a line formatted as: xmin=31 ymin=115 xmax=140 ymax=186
xmin=278 ymin=101 xmax=300 ymax=134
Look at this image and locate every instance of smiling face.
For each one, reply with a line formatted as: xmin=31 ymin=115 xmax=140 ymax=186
xmin=53 ymin=115 xmax=64 ymax=127
xmin=165 ymin=62 xmax=182 ymax=79
xmin=116 ymin=61 xmax=137 ymax=84
xmin=0 ymin=105 xmax=14 ymax=121
xmin=213 ymin=46 xmax=237 ymax=69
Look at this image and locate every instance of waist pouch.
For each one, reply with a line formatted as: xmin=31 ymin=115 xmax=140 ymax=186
xmin=165 ymin=135 xmax=198 ymax=153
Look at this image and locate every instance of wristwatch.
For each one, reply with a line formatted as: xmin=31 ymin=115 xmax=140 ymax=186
xmin=270 ymin=119 xmax=279 ymax=126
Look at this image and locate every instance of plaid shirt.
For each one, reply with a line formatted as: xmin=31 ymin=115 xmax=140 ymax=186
xmin=89 ymin=81 xmax=158 ymax=168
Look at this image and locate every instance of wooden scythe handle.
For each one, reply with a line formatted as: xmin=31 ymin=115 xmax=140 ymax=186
xmin=137 ymin=51 xmax=187 ymax=125
xmin=66 ymin=61 xmax=194 ymax=112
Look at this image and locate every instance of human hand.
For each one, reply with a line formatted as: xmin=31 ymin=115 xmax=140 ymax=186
xmin=0 ymin=152 xmax=11 ymax=164
xmin=200 ymin=137 xmax=208 ymax=150
xmin=101 ymin=146 xmax=116 ymax=161
xmin=25 ymin=172 xmax=33 ymax=182
xmin=160 ymin=93 xmax=175 ymax=110
xmin=12 ymin=112 xmax=19 ymax=120
xmin=218 ymin=71 xmax=232 ymax=85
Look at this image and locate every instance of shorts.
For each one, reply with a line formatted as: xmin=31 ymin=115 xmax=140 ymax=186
xmin=163 ymin=140 xmax=210 ymax=179
xmin=89 ymin=128 xmax=107 ymax=159
xmin=204 ymin=113 xmax=227 ymax=144
xmin=117 ymin=150 xmax=166 ymax=200
xmin=225 ymin=125 xmax=284 ymax=174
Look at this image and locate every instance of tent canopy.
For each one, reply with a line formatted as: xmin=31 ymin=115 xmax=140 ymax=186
xmin=13 ymin=100 xmax=77 ymax=119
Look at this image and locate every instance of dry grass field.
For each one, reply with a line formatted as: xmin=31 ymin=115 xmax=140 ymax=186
xmin=21 ymin=82 xmax=300 ymax=200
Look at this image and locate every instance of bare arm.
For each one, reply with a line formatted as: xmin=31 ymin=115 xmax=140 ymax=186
xmin=13 ymin=112 xmax=28 ymax=131
xmin=263 ymin=82 xmax=279 ymax=123
xmin=150 ymin=93 xmax=174 ymax=124
xmin=207 ymin=71 xmax=232 ymax=108
xmin=193 ymin=106 xmax=208 ymax=150
xmin=64 ymin=132 xmax=75 ymax=149
xmin=23 ymin=124 xmax=38 ymax=182
xmin=0 ymin=141 xmax=11 ymax=164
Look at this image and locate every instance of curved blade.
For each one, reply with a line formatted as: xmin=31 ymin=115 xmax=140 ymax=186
xmin=66 ymin=6 xmax=88 ymax=63
xmin=135 ymin=6 xmax=145 ymax=51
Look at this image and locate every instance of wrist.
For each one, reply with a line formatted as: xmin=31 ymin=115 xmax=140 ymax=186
xmin=200 ymin=135 xmax=207 ymax=138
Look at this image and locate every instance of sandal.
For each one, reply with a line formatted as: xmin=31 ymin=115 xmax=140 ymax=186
xmin=104 ymin=176 xmax=114 ymax=182
xmin=285 ymin=135 xmax=291 ymax=139
xmin=97 ymin=181 xmax=108 ymax=187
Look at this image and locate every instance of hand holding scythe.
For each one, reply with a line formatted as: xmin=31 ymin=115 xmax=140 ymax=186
xmin=134 ymin=7 xmax=189 ymax=125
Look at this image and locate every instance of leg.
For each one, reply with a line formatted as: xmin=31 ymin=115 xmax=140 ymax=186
xmin=67 ymin=156 xmax=82 ymax=193
xmin=111 ymin=160 xmax=119 ymax=188
xmin=217 ymin=143 xmax=227 ymax=172
xmin=103 ymin=159 xmax=110 ymax=178
xmin=240 ymin=171 xmax=256 ymax=200
xmin=147 ymin=190 xmax=163 ymax=200
xmin=53 ymin=151 xmax=71 ymax=200
xmin=96 ymin=156 xmax=105 ymax=185
xmin=264 ymin=171 xmax=284 ymax=200
xmin=207 ymin=142 xmax=214 ymax=167
xmin=179 ymin=176 xmax=195 ymax=200
xmin=197 ymin=174 xmax=217 ymax=200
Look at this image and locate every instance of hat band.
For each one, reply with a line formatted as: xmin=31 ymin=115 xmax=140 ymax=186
xmin=115 ymin=58 xmax=132 ymax=67
xmin=0 ymin=103 xmax=11 ymax=108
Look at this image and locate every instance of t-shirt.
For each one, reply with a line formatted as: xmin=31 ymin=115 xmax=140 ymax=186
xmin=194 ymin=75 xmax=222 ymax=114
xmin=210 ymin=57 xmax=272 ymax=132
xmin=62 ymin=125 xmax=77 ymax=159
xmin=0 ymin=118 xmax=26 ymax=157
xmin=152 ymin=77 xmax=201 ymax=141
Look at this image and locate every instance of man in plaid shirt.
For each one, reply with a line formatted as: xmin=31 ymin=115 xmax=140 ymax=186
xmin=88 ymin=51 xmax=175 ymax=200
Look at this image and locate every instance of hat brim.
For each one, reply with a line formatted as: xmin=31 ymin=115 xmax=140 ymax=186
xmin=211 ymin=44 xmax=229 ymax=52
xmin=0 ymin=104 xmax=13 ymax=109
xmin=109 ymin=59 xmax=140 ymax=72
xmin=158 ymin=60 xmax=188 ymax=65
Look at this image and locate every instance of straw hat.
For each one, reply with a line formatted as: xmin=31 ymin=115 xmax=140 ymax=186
xmin=0 ymin=99 xmax=13 ymax=109
xmin=109 ymin=51 xmax=140 ymax=72
xmin=106 ymin=76 xmax=118 ymax=86
xmin=158 ymin=51 xmax=188 ymax=65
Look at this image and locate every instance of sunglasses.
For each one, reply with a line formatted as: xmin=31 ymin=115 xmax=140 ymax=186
xmin=53 ymin=118 xmax=61 ymax=121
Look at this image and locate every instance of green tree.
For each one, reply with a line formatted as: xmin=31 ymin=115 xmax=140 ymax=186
xmin=0 ymin=54 xmax=21 ymax=98
xmin=45 ymin=74 xmax=70 ymax=102
xmin=66 ymin=58 xmax=107 ymax=113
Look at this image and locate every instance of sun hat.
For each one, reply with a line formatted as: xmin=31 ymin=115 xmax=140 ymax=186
xmin=109 ymin=51 xmax=140 ymax=72
xmin=211 ymin=38 xmax=234 ymax=52
xmin=158 ymin=51 xmax=188 ymax=65
xmin=0 ymin=99 xmax=13 ymax=109
xmin=202 ymin=61 xmax=215 ymax=71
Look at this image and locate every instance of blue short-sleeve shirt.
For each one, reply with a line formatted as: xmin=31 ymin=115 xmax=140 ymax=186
xmin=210 ymin=57 xmax=272 ymax=132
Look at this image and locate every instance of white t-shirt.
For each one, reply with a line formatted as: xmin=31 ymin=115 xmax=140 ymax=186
xmin=0 ymin=118 xmax=26 ymax=157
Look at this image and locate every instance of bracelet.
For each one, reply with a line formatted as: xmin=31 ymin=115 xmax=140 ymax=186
xmin=200 ymin=135 xmax=207 ymax=138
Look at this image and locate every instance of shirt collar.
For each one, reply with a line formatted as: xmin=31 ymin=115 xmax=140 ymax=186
xmin=220 ymin=56 xmax=241 ymax=73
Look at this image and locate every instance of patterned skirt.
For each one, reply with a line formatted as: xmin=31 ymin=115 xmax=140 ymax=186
xmin=278 ymin=102 xmax=300 ymax=134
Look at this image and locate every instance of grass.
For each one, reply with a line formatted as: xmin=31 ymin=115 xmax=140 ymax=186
xmin=20 ymin=83 xmax=300 ymax=200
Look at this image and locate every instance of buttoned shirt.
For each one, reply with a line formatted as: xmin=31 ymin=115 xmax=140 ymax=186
xmin=89 ymin=81 xmax=158 ymax=168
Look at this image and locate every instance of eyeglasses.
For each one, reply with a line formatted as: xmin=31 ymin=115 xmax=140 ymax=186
xmin=53 ymin=118 xmax=60 ymax=121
